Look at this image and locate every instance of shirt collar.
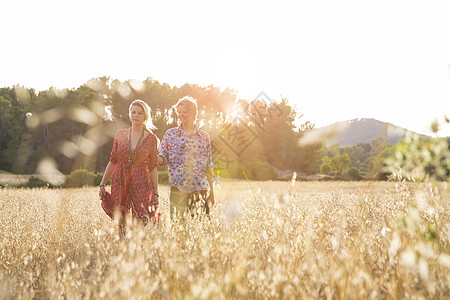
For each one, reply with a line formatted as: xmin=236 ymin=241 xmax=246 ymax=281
xmin=177 ymin=124 xmax=200 ymax=136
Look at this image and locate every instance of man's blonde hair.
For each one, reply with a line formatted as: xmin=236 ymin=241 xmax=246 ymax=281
xmin=174 ymin=96 xmax=198 ymax=121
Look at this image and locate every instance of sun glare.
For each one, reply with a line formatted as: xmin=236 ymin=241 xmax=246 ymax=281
xmin=224 ymin=103 xmax=246 ymax=123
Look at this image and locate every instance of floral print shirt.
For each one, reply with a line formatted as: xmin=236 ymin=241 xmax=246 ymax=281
xmin=159 ymin=125 xmax=213 ymax=193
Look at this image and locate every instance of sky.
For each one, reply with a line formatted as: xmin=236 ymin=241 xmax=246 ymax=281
xmin=1 ymin=0 xmax=450 ymax=136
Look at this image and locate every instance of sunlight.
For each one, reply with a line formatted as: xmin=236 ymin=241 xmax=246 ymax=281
xmin=40 ymin=107 xmax=64 ymax=125
xmin=59 ymin=140 xmax=78 ymax=158
xmin=115 ymin=81 xmax=132 ymax=99
xmin=36 ymin=157 xmax=64 ymax=185
xmin=225 ymin=106 xmax=240 ymax=123
xmin=128 ymin=79 xmax=145 ymax=92
xmin=103 ymin=105 xmax=113 ymax=121
xmin=69 ymin=106 xmax=98 ymax=126
xmin=88 ymin=101 xmax=106 ymax=117
xmin=14 ymin=86 xmax=31 ymax=105
xmin=224 ymin=101 xmax=249 ymax=124
xmin=78 ymin=136 xmax=97 ymax=156
xmin=208 ymin=48 xmax=262 ymax=101
xmin=25 ymin=113 xmax=40 ymax=129
xmin=86 ymin=78 xmax=106 ymax=92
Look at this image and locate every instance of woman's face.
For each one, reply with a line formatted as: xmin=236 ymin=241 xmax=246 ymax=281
xmin=129 ymin=105 xmax=146 ymax=126
xmin=176 ymin=105 xmax=194 ymax=125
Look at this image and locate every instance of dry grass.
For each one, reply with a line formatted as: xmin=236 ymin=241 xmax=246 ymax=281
xmin=1 ymin=181 xmax=449 ymax=299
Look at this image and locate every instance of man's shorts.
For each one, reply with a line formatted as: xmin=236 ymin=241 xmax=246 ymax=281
xmin=169 ymin=187 xmax=209 ymax=219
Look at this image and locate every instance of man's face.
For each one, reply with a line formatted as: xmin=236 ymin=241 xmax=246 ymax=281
xmin=176 ymin=105 xmax=194 ymax=125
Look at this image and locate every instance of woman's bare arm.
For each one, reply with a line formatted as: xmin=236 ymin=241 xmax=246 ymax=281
xmin=150 ymin=167 xmax=159 ymax=207
xmin=99 ymin=161 xmax=118 ymax=197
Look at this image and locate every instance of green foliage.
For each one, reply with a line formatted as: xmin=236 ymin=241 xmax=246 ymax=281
xmin=16 ymin=176 xmax=56 ymax=189
xmin=320 ymin=156 xmax=334 ymax=174
xmin=95 ymin=173 xmax=103 ymax=186
xmin=220 ymin=163 xmax=245 ymax=180
xmin=256 ymin=99 xmax=299 ymax=169
xmin=384 ymin=120 xmax=450 ymax=292
xmin=210 ymin=98 xmax=322 ymax=177
xmin=244 ymin=161 xmax=278 ymax=181
xmin=331 ymin=153 xmax=351 ymax=175
xmin=294 ymin=142 xmax=323 ymax=175
xmin=0 ymin=96 xmax=26 ymax=162
xmin=320 ymin=138 xmax=393 ymax=180
xmin=64 ymin=169 xmax=102 ymax=188
xmin=386 ymin=123 xmax=450 ymax=182
xmin=0 ymin=78 xmax=321 ymax=178
xmin=343 ymin=167 xmax=363 ymax=181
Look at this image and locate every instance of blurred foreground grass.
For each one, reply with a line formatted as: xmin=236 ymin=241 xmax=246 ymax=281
xmin=1 ymin=181 xmax=449 ymax=299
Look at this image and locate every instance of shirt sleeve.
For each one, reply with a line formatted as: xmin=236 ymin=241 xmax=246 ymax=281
xmin=147 ymin=134 xmax=159 ymax=172
xmin=110 ymin=131 xmax=120 ymax=164
xmin=158 ymin=131 xmax=170 ymax=166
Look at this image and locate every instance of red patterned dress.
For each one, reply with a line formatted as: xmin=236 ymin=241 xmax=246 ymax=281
xmin=109 ymin=128 xmax=158 ymax=224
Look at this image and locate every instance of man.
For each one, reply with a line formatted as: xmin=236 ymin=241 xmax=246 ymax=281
xmin=157 ymin=96 xmax=215 ymax=219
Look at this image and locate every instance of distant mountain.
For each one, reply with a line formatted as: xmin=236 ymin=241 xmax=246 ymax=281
xmin=306 ymin=118 xmax=423 ymax=146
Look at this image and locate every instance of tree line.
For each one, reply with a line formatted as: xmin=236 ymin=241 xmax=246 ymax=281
xmin=1 ymin=77 xmax=448 ymax=182
xmin=319 ymin=138 xmax=393 ymax=180
xmin=0 ymin=77 xmax=321 ymax=180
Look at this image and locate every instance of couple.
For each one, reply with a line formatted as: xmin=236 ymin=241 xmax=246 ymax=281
xmin=99 ymin=97 xmax=215 ymax=238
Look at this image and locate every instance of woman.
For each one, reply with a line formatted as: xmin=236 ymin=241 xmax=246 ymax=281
xmin=99 ymin=100 xmax=159 ymax=238
xmin=157 ymin=96 xmax=214 ymax=219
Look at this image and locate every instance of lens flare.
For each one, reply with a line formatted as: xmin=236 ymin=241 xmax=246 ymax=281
xmin=58 ymin=140 xmax=78 ymax=158
xmin=78 ymin=136 xmax=97 ymax=156
xmin=117 ymin=82 xmax=132 ymax=99
xmin=14 ymin=86 xmax=31 ymax=105
xmin=25 ymin=113 xmax=40 ymax=129
xmin=41 ymin=108 xmax=63 ymax=125
xmin=69 ymin=106 xmax=98 ymax=126
xmin=129 ymin=79 xmax=145 ymax=92
xmin=37 ymin=157 xmax=64 ymax=185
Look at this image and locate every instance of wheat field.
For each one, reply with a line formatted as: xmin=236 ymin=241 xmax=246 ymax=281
xmin=1 ymin=181 xmax=449 ymax=299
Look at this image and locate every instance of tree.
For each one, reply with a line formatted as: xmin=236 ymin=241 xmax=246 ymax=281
xmin=343 ymin=167 xmax=363 ymax=181
xmin=331 ymin=153 xmax=351 ymax=176
xmin=0 ymin=96 xmax=26 ymax=171
xmin=295 ymin=141 xmax=323 ymax=175
xmin=256 ymin=99 xmax=298 ymax=169
xmin=1 ymin=77 xmax=317 ymax=179
xmin=386 ymin=126 xmax=450 ymax=181
xmin=320 ymin=156 xmax=334 ymax=175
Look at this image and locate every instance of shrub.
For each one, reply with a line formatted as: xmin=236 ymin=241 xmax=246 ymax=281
xmin=386 ymin=132 xmax=450 ymax=182
xmin=343 ymin=167 xmax=363 ymax=181
xmin=95 ymin=173 xmax=103 ymax=186
xmin=17 ymin=176 xmax=56 ymax=188
xmin=64 ymin=169 xmax=98 ymax=188
xmin=224 ymin=163 xmax=246 ymax=179
xmin=245 ymin=161 xmax=278 ymax=181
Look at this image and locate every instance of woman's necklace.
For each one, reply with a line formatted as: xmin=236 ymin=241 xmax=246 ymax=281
xmin=128 ymin=128 xmax=144 ymax=164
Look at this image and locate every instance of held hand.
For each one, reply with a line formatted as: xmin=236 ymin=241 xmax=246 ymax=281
xmin=151 ymin=195 xmax=159 ymax=207
xmin=157 ymin=155 xmax=164 ymax=166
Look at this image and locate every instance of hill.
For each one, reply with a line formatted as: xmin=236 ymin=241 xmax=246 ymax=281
xmin=308 ymin=118 xmax=422 ymax=146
